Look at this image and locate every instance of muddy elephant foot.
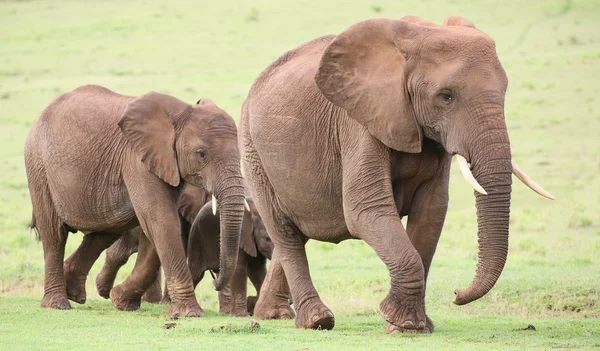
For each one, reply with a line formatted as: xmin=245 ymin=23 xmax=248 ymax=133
xmin=110 ymin=284 xmax=141 ymax=311
xmin=380 ymin=294 xmax=427 ymax=333
xmin=41 ymin=293 xmax=71 ymax=310
xmin=167 ymin=301 xmax=204 ymax=319
xmin=295 ymin=298 xmax=335 ymax=330
xmin=253 ymin=295 xmax=295 ymax=320
xmin=64 ymin=272 xmax=87 ymax=304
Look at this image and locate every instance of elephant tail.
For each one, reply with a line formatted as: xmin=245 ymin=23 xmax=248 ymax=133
xmin=29 ymin=213 xmax=40 ymax=241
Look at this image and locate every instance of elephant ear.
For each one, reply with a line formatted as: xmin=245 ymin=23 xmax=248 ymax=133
xmin=239 ymin=209 xmax=257 ymax=257
xmin=118 ymin=91 xmax=187 ymax=187
xmin=443 ymin=16 xmax=476 ymax=28
xmin=177 ymin=183 xmax=209 ymax=224
xmin=315 ymin=18 xmax=424 ymax=153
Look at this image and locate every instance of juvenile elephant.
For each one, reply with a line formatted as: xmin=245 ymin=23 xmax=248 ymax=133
xmin=25 ymin=85 xmax=245 ymax=318
xmin=240 ymin=16 xmax=554 ymax=332
xmin=189 ymin=197 xmax=274 ymax=316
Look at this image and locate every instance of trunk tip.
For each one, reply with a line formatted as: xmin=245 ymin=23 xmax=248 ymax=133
xmin=453 ymin=288 xmax=472 ymax=305
xmin=213 ymin=277 xmax=226 ymax=291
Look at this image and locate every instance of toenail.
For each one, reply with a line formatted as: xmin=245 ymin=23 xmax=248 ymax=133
xmin=401 ymin=321 xmax=415 ymax=329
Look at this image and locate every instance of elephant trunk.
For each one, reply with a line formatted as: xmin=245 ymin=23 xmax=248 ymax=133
xmin=453 ymin=117 xmax=512 ymax=305
xmin=211 ymin=168 xmax=245 ymax=291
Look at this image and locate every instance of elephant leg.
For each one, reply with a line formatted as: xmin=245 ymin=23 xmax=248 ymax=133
xmin=219 ymin=253 xmax=249 ymax=316
xmin=253 ymin=252 xmax=294 ymax=320
xmin=401 ymin=175 xmax=450 ymax=334
xmin=29 ymin=180 xmax=71 ymax=310
xmin=246 ymin=256 xmax=267 ymax=315
xmin=241 ymin=124 xmax=295 ymax=322
xmin=141 ymin=267 xmax=162 ymax=303
xmin=123 ymin=173 xmax=203 ymax=318
xmin=110 ymin=233 xmax=161 ymax=311
xmin=341 ymin=136 xmax=426 ymax=333
xmin=96 ymin=230 xmax=140 ymax=299
xmin=64 ymin=231 xmax=121 ymax=304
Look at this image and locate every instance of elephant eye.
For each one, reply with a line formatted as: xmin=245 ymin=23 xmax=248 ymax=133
xmin=439 ymin=90 xmax=453 ymax=103
xmin=195 ymin=149 xmax=207 ymax=160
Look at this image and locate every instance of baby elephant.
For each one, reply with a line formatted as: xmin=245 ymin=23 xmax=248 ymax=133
xmin=95 ymin=196 xmax=273 ymax=316
xmin=189 ymin=197 xmax=273 ymax=316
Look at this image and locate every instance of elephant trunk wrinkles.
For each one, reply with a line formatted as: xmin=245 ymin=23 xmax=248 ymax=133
xmin=212 ymin=168 xmax=245 ymax=291
xmin=454 ymin=120 xmax=512 ymax=305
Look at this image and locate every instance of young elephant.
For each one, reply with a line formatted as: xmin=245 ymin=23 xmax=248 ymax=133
xmin=188 ymin=197 xmax=274 ymax=316
xmin=25 ymin=85 xmax=245 ymax=318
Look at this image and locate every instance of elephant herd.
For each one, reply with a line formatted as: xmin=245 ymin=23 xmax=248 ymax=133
xmin=24 ymin=15 xmax=553 ymax=333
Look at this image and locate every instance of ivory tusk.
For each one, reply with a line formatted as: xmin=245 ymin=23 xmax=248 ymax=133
xmin=511 ymin=160 xmax=556 ymax=200
xmin=212 ymin=195 xmax=218 ymax=215
xmin=456 ymin=155 xmax=488 ymax=195
xmin=244 ymin=199 xmax=251 ymax=212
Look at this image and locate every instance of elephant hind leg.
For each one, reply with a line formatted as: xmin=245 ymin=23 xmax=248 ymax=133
xmin=64 ymin=231 xmax=121 ymax=304
xmin=28 ymin=174 xmax=70 ymax=310
xmin=96 ymin=229 xmax=140 ymax=299
xmin=241 ymin=126 xmax=295 ymax=322
xmin=110 ymin=233 xmax=162 ymax=311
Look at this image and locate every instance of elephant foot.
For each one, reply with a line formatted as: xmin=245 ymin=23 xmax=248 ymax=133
xmin=110 ymin=284 xmax=141 ymax=311
xmin=295 ymin=298 xmax=335 ymax=330
xmin=253 ymin=294 xmax=295 ymax=320
xmin=228 ymin=307 xmax=249 ymax=317
xmin=65 ymin=271 xmax=87 ymax=304
xmin=379 ymin=294 xmax=426 ymax=333
xmin=247 ymin=295 xmax=258 ymax=315
xmin=386 ymin=315 xmax=434 ymax=334
xmin=141 ymin=285 xmax=162 ymax=304
xmin=41 ymin=292 xmax=71 ymax=310
xmin=95 ymin=273 xmax=113 ymax=299
xmin=167 ymin=301 xmax=204 ymax=319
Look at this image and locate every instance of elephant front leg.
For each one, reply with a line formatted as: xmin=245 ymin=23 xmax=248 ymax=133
xmin=124 ymin=175 xmax=203 ymax=318
xmin=399 ymin=174 xmax=450 ymax=333
xmin=218 ymin=253 xmax=249 ymax=316
xmin=356 ymin=217 xmax=427 ymax=333
xmin=342 ymin=143 xmax=426 ymax=333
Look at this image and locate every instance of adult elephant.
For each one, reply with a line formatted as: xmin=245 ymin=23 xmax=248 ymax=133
xmin=240 ymin=16 xmax=554 ymax=332
xmin=25 ymin=85 xmax=245 ymax=318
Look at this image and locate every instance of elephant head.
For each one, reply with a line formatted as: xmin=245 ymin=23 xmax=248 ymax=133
xmin=190 ymin=196 xmax=273 ymax=262
xmin=118 ymin=93 xmax=245 ymax=291
xmin=315 ymin=16 xmax=554 ymax=305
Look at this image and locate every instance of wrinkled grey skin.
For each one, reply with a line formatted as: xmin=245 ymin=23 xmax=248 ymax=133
xmin=25 ymin=85 xmax=245 ymax=318
xmin=240 ymin=16 xmax=523 ymax=332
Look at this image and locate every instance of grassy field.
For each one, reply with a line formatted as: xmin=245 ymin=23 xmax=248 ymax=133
xmin=1 ymin=0 xmax=599 ymax=349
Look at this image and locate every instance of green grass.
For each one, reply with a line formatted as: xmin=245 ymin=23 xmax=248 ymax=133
xmin=1 ymin=0 xmax=599 ymax=349
xmin=0 ymin=298 xmax=598 ymax=350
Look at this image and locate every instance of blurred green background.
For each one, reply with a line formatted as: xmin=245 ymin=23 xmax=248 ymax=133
xmin=0 ymin=0 xmax=598 ymax=349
